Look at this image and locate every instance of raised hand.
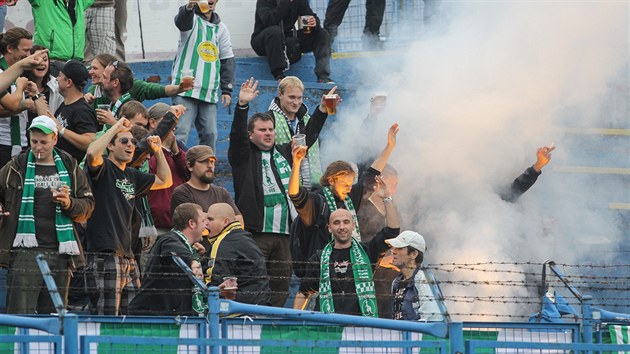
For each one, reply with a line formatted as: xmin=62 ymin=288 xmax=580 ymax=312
xmin=533 ymin=144 xmax=555 ymax=172
xmin=319 ymin=85 xmax=341 ymax=113
xmin=387 ymin=123 xmax=399 ymax=148
xmin=292 ymin=144 xmax=307 ymax=161
xmin=238 ymin=77 xmax=259 ymax=106
xmin=146 ymin=135 xmax=163 ymax=153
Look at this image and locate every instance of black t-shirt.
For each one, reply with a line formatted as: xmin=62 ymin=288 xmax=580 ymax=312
xmin=55 ymin=98 xmax=97 ymax=162
xmin=33 ymin=164 xmax=62 ymax=249
xmin=86 ymin=159 xmax=154 ymax=256
xmin=328 ymin=247 xmax=361 ymax=316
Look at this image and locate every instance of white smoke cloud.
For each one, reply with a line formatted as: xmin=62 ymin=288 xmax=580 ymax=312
xmin=320 ymin=1 xmax=627 ymax=320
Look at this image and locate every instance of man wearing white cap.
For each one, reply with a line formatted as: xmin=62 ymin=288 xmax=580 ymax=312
xmin=0 ymin=115 xmax=94 ymax=314
xmin=387 ymin=231 xmax=446 ymax=322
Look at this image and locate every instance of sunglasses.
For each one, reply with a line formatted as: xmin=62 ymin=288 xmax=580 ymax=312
xmin=118 ymin=137 xmax=138 ymax=145
xmin=111 ymin=60 xmax=119 ymax=69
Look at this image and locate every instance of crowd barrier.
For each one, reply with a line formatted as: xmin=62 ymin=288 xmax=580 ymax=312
xmin=0 ymin=256 xmax=629 ymax=353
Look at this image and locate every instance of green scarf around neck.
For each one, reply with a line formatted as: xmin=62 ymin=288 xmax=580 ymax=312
xmin=318 ymin=239 xmax=378 ymax=317
xmin=14 ymin=150 xmax=79 ymax=255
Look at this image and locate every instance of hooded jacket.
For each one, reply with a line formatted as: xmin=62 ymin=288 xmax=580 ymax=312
xmin=29 ymin=0 xmax=95 ymax=61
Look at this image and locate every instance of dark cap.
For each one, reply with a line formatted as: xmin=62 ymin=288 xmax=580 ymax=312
xmin=61 ymin=60 xmax=89 ymax=89
xmin=186 ymin=145 xmax=216 ymax=165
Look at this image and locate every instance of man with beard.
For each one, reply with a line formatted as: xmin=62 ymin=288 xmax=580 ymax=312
xmin=94 ymin=59 xmax=134 ymax=127
xmin=85 ymin=117 xmax=172 ymax=315
xmin=170 ymin=145 xmax=242 ymax=226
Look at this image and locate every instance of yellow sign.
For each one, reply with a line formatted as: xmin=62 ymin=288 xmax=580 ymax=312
xmin=197 ymin=41 xmax=218 ymax=62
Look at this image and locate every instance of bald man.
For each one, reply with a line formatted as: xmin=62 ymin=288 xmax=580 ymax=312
xmin=299 ymin=203 xmax=400 ymax=317
xmin=205 ymin=203 xmax=271 ymax=305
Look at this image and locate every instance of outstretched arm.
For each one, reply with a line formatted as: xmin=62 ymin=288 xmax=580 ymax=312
xmin=86 ymin=118 xmax=131 ymax=169
xmin=502 ymin=145 xmax=555 ymax=202
xmin=370 ymin=123 xmax=399 ymax=173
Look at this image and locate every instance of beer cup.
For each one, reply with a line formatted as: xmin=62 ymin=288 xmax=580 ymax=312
xmin=198 ymin=0 xmax=210 ymax=13
xmin=324 ymin=94 xmax=339 ymax=115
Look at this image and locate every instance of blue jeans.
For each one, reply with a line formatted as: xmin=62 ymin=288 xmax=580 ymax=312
xmin=173 ymin=95 xmax=218 ymax=150
xmin=0 ymin=5 xmax=6 ymax=33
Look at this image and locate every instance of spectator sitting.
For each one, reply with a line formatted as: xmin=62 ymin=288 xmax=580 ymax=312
xmin=250 ymin=0 xmax=332 ymax=82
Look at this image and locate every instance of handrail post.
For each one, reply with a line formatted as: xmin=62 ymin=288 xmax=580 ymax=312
xmin=63 ymin=314 xmax=78 ymax=354
xmin=581 ymin=295 xmax=594 ymax=354
xmin=207 ymin=286 xmax=221 ymax=354
xmin=448 ymin=322 xmax=464 ymax=354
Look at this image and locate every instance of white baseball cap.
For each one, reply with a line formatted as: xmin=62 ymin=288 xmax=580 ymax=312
xmin=28 ymin=115 xmax=58 ymax=135
xmin=385 ymin=230 xmax=426 ymax=253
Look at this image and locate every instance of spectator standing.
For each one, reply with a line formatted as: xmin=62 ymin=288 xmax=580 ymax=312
xmin=28 ymin=0 xmax=94 ymax=62
xmin=147 ymin=102 xmax=189 ymax=233
xmin=83 ymin=0 xmax=116 ymax=64
xmin=85 ymin=55 xmax=194 ymax=114
xmin=24 ymin=45 xmax=64 ymax=125
xmin=500 ymin=145 xmax=555 ymax=203
xmin=128 ymin=203 xmax=207 ymax=316
xmin=172 ymin=0 xmax=235 ymax=151
xmin=0 ymin=116 xmax=94 ymax=314
xmin=299 ymin=205 xmax=399 ymax=317
xmin=251 ymin=0 xmax=332 ymax=82
xmin=85 ymin=117 xmax=172 ymax=315
xmin=205 ymin=203 xmax=271 ymax=305
xmin=51 ymin=60 xmax=97 ymax=162
xmin=0 ymin=1 xmax=18 ymax=33
xmin=229 ymin=78 xmax=328 ymax=306
xmin=268 ymin=76 xmax=325 ymax=189
xmin=170 ymin=144 xmax=242 ymax=226
xmin=388 ymin=231 xmax=445 ymax=321
xmin=0 ymin=28 xmax=34 ymax=167
xmin=323 ymin=0 xmax=385 ymax=49
xmin=114 ymin=0 xmax=126 ymax=61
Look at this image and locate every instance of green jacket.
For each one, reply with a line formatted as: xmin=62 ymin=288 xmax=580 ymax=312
xmin=29 ymin=0 xmax=95 ymax=61
xmin=87 ymin=79 xmax=169 ymax=109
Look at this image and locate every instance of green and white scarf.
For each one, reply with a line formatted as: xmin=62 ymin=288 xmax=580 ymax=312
xmin=172 ymin=229 xmax=206 ymax=315
xmin=319 ymin=239 xmax=378 ymax=317
xmin=322 ymin=187 xmax=361 ymax=241
xmin=111 ymin=92 xmax=132 ymax=118
xmin=261 ymin=149 xmax=297 ymax=234
xmin=269 ymin=104 xmax=322 ymax=189
xmin=14 ymin=150 xmax=79 ymax=255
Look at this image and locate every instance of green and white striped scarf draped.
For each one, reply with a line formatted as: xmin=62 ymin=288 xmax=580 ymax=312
xmin=261 ymin=149 xmax=297 ymax=235
xmin=111 ymin=92 xmax=132 ymax=119
xmin=319 ymin=239 xmax=378 ymax=317
xmin=172 ymin=14 xmax=222 ymax=103
xmin=322 ymin=187 xmax=361 ymax=241
xmin=269 ymin=103 xmax=322 ymax=190
xmin=14 ymin=150 xmax=79 ymax=255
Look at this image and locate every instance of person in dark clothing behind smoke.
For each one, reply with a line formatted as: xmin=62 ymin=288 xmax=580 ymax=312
xmin=500 ymin=145 xmax=555 ymax=203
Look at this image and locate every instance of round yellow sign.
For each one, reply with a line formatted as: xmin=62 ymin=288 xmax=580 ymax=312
xmin=197 ymin=41 xmax=219 ymax=62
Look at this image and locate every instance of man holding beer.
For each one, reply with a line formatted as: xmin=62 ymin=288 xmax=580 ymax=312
xmin=171 ymin=0 xmax=235 ymax=151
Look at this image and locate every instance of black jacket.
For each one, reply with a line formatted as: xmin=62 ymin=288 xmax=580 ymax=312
xmin=500 ymin=166 xmax=541 ymax=202
xmin=228 ymin=103 xmax=327 ymax=234
xmin=128 ymin=231 xmax=196 ymax=316
xmin=206 ymin=225 xmax=272 ymax=305
xmin=251 ymin=0 xmax=321 ymax=39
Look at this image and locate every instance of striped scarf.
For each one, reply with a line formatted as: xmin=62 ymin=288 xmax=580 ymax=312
xmin=268 ymin=102 xmax=322 ymax=189
xmin=14 ymin=150 xmax=79 ymax=255
xmin=261 ymin=149 xmax=297 ymax=234
xmin=322 ymin=187 xmax=361 ymax=241
xmin=319 ymin=239 xmax=378 ymax=317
